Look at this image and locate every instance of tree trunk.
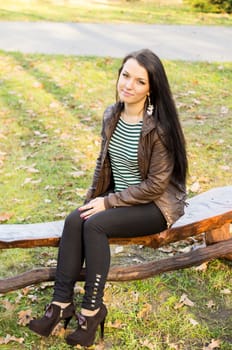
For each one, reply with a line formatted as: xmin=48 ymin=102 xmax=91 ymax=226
xmin=1 ymin=238 xmax=232 ymax=293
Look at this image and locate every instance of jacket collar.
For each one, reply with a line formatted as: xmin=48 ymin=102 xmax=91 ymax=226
xmin=141 ymin=112 xmax=156 ymax=136
xmin=104 ymin=104 xmax=156 ymax=139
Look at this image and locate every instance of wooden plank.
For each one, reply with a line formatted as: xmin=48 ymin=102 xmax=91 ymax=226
xmin=0 ymin=210 xmax=231 ymax=249
xmin=1 ymin=238 xmax=232 ymax=293
xmin=0 ymin=186 xmax=232 ymax=248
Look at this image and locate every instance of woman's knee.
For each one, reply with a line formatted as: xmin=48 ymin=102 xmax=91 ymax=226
xmin=82 ymin=215 xmax=103 ymax=241
xmin=63 ymin=209 xmax=82 ymax=233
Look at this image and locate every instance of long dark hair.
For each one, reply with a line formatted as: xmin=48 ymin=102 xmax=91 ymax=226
xmin=115 ymin=49 xmax=188 ymax=184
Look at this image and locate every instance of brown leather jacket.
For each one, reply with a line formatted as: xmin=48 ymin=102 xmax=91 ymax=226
xmin=85 ymin=104 xmax=187 ymax=227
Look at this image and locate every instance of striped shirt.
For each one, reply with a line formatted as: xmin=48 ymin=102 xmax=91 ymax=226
xmin=108 ymin=117 xmax=143 ymax=192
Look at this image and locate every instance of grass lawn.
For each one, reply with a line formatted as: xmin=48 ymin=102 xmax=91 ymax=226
xmin=0 ymin=0 xmax=232 ymax=25
xmin=0 ymin=51 xmax=231 ymax=349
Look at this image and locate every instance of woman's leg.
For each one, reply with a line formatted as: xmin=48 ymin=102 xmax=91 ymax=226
xmin=29 ymin=209 xmax=84 ymax=337
xmin=53 ymin=209 xmax=84 ymax=303
xmin=82 ymin=202 xmax=166 ymax=310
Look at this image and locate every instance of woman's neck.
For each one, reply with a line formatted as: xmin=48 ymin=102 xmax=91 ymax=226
xmin=122 ymin=104 xmax=144 ymax=123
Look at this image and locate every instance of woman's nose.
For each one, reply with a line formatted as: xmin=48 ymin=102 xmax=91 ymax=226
xmin=125 ymin=78 xmax=134 ymax=89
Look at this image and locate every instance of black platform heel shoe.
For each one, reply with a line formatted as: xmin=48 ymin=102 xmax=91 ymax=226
xmin=29 ymin=302 xmax=75 ymax=337
xmin=66 ymin=304 xmax=107 ymax=347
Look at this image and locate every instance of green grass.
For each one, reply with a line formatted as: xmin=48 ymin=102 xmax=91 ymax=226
xmin=0 ymin=51 xmax=232 ymax=349
xmin=0 ymin=0 xmax=232 ymax=25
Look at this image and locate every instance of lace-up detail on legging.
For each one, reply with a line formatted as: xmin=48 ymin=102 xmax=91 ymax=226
xmin=82 ymin=274 xmax=104 ymax=310
xmin=92 ymin=274 xmax=102 ymax=309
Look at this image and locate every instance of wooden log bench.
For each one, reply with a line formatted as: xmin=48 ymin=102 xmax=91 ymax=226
xmin=0 ymin=186 xmax=232 ymax=294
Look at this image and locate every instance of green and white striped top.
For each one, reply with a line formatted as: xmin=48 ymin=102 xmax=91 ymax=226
xmin=108 ymin=117 xmax=143 ymax=192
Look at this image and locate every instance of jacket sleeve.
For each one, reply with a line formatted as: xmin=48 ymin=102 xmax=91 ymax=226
xmin=104 ymin=132 xmax=174 ymax=208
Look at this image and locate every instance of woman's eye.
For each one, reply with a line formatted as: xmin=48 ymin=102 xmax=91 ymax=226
xmin=122 ymin=72 xmax=128 ymax=77
xmin=138 ymin=80 xmax=145 ymax=85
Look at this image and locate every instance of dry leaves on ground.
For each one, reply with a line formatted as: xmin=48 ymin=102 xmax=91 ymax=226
xmin=17 ymin=309 xmax=33 ymax=326
xmin=0 ymin=334 xmax=24 ymax=345
xmin=189 ymin=318 xmax=199 ymax=326
xmin=2 ymin=299 xmax=15 ymax=312
xmin=195 ymin=262 xmax=209 ymax=271
xmin=137 ymin=303 xmax=153 ymax=319
xmin=220 ymin=288 xmax=231 ymax=295
xmin=139 ymin=339 xmax=156 ymax=349
xmin=203 ymin=339 xmax=221 ymax=350
xmin=174 ymin=293 xmax=195 ymax=309
xmin=106 ymin=319 xmax=123 ymax=329
xmin=206 ymin=300 xmax=216 ymax=308
xmin=0 ymin=212 xmax=13 ymax=222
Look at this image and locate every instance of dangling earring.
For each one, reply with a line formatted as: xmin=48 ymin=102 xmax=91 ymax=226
xmin=147 ymin=95 xmax=154 ymax=116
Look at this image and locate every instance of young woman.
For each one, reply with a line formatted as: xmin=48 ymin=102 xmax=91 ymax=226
xmin=29 ymin=48 xmax=188 ymax=347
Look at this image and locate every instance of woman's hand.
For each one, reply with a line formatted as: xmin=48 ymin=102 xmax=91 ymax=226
xmin=79 ymin=197 xmax=106 ymax=220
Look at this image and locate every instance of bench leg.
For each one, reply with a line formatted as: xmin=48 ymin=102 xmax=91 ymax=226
xmin=205 ymin=223 xmax=232 ymax=260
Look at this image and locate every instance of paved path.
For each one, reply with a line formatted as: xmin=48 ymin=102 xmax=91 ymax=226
xmin=0 ymin=21 xmax=232 ymax=61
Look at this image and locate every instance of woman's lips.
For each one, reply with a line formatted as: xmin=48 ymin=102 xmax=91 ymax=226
xmin=121 ymin=90 xmax=133 ymax=97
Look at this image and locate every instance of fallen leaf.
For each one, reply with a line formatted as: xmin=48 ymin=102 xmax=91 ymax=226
xmin=107 ymin=319 xmax=123 ymax=329
xmin=44 ymin=198 xmax=52 ymax=203
xmin=190 ymin=181 xmax=201 ymax=193
xmin=0 ymin=212 xmax=13 ymax=223
xmin=175 ymin=293 xmax=195 ymax=309
xmin=168 ymin=343 xmax=180 ymax=350
xmin=0 ymin=334 xmax=24 ymax=345
xmin=70 ymin=171 xmax=85 ymax=178
xmin=220 ymin=288 xmax=231 ymax=295
xmin=55 ymin=212 xmax=67 ymax=218
xmin=22 ymin=287 xmax=31 ymax=296
xmin=33 ymin=130 xmax=48 ymax=138
xmin=51 ymin=323 xmax=66 ymax=337
xmin=45 ymin=259 xmax=57 ymax=267
xmin=192 ymin=98 xmax=201 ymax=105
xmin=220 ymin=106 xmax=228 ymax=114
xmin=159 ymin=246 xmax=174 ymax=253
xmin=32 ymin=81 xmax=43 ymax=89
xmin=206 ymin=300 xmax=216 ymax=308
xmin=195 ymin=114 xmax=206 ymax=120
xmin=195 ymin=262 xmax=208 ymax=271
xmin=114 ymin=246 xmax=124 ymax=254
xmin=17 ymin=309 xmax=33 ymax=326
xmin=49 ymin=101 xmax=60 ymax=109
xmin=139 ymin=339 xmax=155 ymax=349
xmin=74 ymin=285 xmax=85 ymax=295
xmin=21 ymin=178 xmax=42 ymax=186
xmin=2 ymin=300 xmax=15 ymax=311
xmin=179 ymin=246 xmax=192 ymax=253
xmin=189 ymin=318 xmax=199 ymax=326
xmin=137 ymin=303 xmax=152 ymax=319
xmin=95 ymin=343 xmax=105 ymax=350
xmin=203 ymin=339 xmax=221 ymax=350
xmin=27 ymin=167 xmax=40 ymax=173
xmin=27 ymin=294 xmax=38 ymax=302
xmin=26 ymin=109 xmax=37 ymax=117
xmin=219 ymin=165 xmax=230 ymax=171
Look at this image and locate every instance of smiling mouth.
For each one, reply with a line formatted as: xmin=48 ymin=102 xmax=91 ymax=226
xmin=122 ymin=90 xmax=133 ymax=97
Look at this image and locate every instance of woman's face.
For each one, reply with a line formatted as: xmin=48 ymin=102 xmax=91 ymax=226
xmin=117 ymin=58 xmax=150 ymax=107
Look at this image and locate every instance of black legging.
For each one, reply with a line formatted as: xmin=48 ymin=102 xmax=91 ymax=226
xmin=53 ymin=202 xmax=167 ymax=310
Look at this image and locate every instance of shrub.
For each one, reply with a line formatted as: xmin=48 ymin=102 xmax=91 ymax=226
xmin=186 ymin=0 xmax=232 ymax=13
